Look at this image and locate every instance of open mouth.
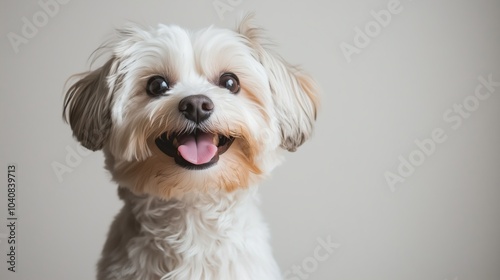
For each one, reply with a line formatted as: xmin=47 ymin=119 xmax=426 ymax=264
xmin=155 ymin=130 xmax=234 ymax=170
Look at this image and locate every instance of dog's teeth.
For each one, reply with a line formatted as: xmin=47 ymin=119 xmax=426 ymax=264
xmin=213 ymin=135 xmax=219 ymax=146
xmin=173 ymin=138 xmax=179 ymax=147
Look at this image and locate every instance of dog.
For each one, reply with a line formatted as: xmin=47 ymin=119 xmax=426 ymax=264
xmin=63 ymin=15 xmax=319 ymax=280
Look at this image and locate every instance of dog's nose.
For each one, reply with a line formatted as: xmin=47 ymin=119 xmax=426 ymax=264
xmin=178 ymin=94 xmax=214 ymax=123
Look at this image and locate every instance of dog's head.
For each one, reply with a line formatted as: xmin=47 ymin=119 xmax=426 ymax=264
xmin=63 ymin=16 xmax=319 ymax=198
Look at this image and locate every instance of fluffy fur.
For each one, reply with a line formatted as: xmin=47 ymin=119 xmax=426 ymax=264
xmin=63 ymin=15 xmax=319 ymax=280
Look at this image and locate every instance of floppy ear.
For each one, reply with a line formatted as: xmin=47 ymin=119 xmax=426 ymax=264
xmin=237 ymin=16 xmax=319 ymax=152
xmin=63 ymin=58 xmax=116 ymax=151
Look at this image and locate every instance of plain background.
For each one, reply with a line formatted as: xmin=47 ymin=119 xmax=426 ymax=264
xmin=1 ymin=0 xmax=499 ymax=279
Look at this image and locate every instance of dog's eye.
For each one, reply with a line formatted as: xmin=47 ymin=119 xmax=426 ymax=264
xmin=218 ymin=73 xmax=240 ymax=94
xmin=147 ymin=76 xmax=170 ymax=97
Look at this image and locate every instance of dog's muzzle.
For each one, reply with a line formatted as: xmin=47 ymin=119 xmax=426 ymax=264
xmin=155 ymin=94 xmax=235 ymax=170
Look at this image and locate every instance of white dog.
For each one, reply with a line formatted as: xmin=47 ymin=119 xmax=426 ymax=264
xmin=63 ymin=15 xmax=318 ymax=280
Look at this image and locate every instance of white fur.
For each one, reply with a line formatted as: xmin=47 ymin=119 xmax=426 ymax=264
xmin=63 ymin=15 xmax=318 ymax=280
xmin=98 ymin=187 xmax=280 ymax=280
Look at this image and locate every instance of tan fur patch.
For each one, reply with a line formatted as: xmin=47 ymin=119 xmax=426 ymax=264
xmin=296 ymin=73 xmax=320 ymax=120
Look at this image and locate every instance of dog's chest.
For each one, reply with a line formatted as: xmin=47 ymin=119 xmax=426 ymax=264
xmin=119 ymin=191 xmax=281 ymax=280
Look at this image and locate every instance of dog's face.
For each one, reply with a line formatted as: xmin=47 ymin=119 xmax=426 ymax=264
xmin=63 ymin=17 xmax=318 ymax=199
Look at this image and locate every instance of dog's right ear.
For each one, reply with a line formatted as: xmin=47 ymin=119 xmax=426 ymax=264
xmin=63 ymin=58 xmax=116 ymax=151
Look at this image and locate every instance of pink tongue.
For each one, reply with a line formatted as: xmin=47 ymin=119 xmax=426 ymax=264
xmin=177 ymin=132 xmax=218 ymax=165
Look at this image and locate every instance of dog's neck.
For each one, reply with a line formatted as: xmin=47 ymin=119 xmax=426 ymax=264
xmin=121 ymin=186 xmax=263 ymax=239
xmin=109 ymin=186 xmax=281 ymax=280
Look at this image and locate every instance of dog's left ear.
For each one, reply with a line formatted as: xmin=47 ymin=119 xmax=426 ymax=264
xmin=237 ymin=16 xmax=320 ymax=152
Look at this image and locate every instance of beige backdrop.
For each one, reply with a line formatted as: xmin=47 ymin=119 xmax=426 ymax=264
xmin=1 ymin=0 xmax=499 ymax=279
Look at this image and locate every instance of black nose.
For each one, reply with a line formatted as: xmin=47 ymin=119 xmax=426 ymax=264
xmin=178 ymin=94 xmax=214 ymax=123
